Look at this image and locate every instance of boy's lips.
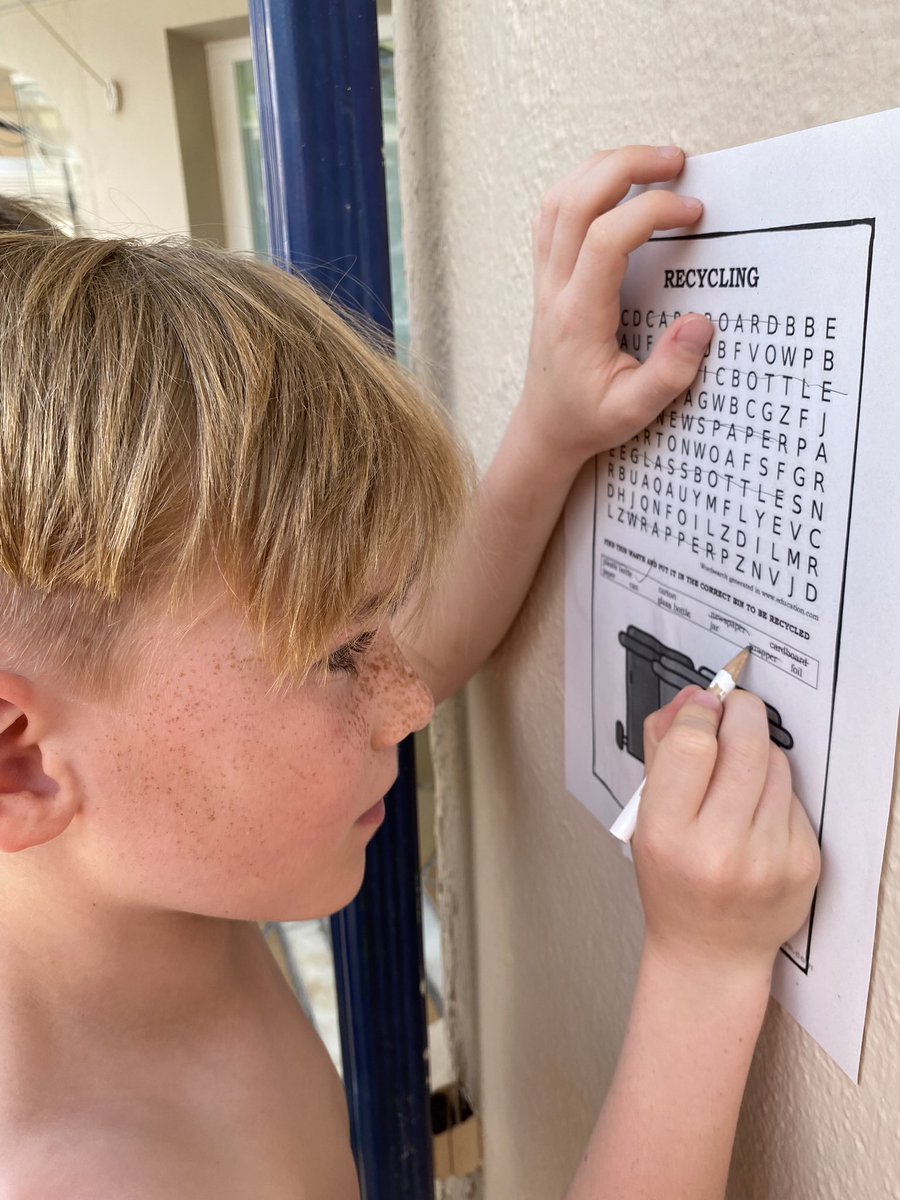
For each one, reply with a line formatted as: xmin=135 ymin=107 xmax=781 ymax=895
xmin=356 ymin=762 xmax=397 ymax=825
xmin=356 ymin=798 xmax=386 ymax=827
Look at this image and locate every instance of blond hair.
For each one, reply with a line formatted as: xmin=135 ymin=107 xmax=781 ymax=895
xmin=0 ymin=234 xmax=468 ymax=689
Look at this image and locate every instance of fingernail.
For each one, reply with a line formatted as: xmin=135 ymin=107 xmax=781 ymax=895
xmin=680 ymin=195 xmax=703 ymax=211
xmin=689 ymin=690 xmax=722 ymax=713
xmin=657 ymin=145 xmax=683 ymax=159
xmin=674 ymin=315 xmax=713 ymax=352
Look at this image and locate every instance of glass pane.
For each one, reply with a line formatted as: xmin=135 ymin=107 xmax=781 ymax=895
xmin=263 ymin=920 xmax=343 ymax=1074
xmin=0 ymin=70 xmax=80 ymax=233
xmin=379 ymin=45 xmax=409 ymax=359
xmin=233 ymin=57 xmax=270 ymax=258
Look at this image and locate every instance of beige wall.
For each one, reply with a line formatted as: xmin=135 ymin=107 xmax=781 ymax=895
xmin=394 ymin=2 xmax=900 ymax=1197
xmin=0 ymin=0 xmax=246 ymax=236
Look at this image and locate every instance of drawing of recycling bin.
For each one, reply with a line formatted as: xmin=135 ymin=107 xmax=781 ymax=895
xmin=615 ymin=625 xmax=794 ymax=764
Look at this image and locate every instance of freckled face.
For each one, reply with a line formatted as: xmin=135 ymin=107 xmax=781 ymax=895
xmin=66 ymin=599 xmax=434 ymax=921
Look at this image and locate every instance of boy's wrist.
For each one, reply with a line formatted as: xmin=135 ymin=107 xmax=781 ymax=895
xmin=638 ymin=934 xmax=775 ymax=1027
xmin=509 ymin=382 xmax=592 ymax=490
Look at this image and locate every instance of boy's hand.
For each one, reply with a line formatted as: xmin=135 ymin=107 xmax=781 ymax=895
xmin=633 ymin=686 xmax=821 ymax=980
xmin=570 ymin=685 xmax=818 ymax=1200
xmin=520 ymin=145 xmax=714 ymax=473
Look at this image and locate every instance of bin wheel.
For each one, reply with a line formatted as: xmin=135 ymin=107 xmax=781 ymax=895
xmin=615 ymin=720 xmax=625 ymax=751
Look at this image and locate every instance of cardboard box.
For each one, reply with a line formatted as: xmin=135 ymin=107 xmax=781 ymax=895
xmin=431 ymin=1084 xmax=482 ymax=1180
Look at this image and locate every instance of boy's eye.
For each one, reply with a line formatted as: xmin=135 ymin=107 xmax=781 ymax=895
xmin=325 ymin=631 xmax=377 ymax=677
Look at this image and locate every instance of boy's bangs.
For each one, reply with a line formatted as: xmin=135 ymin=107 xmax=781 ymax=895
xmin=230 ymin=363 xmax=463 ymax=684
xmin=0 ymin=234 xmax=470 ymax=691
xmin=184 ymin=254 xmax=470 ymax=684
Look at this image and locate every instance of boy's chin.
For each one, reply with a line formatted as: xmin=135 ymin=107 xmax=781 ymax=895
xmin=252 ymin=855 xmax=369 ymax=924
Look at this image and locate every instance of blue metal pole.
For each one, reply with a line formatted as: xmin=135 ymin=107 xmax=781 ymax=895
xmin=249 ymin=0 xmax=393 ymax=319
xmin=248 ymin=5 xmax=434 ymax=1198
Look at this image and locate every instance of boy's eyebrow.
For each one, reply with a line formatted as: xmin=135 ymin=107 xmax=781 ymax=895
xmin=351 ymin=584 xmax=412 ymax=624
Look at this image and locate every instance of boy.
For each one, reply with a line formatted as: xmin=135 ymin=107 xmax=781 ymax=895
xmin=0 ymin=146 xmax=818 ymax=1198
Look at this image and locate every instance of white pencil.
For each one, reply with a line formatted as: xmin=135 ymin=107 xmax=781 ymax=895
xmin=609 ymin=646 xmax=752 ymax=844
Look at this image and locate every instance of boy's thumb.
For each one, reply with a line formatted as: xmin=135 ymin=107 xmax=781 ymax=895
xmin=614 ymin=314 xmax=714 ymax=426
xmin=643 ymin=684 xmax=704 ymax=773
xmin=641 ymin=689 xmax=723 ymax=826
xmin=672 ymin=313 xmax=715 ymax=356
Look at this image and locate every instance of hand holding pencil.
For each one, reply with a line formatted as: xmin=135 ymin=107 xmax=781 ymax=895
xmin=630 ymin=679 xmax=821 ymax=972
xmin=610 ymin=647 xmax=750 ymax=843
xmin=574 ymin=680 xmax=821 ymax=1200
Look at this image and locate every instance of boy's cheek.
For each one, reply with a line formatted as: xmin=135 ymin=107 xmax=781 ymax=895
xmin=78 ymin=785 xmax=368 ymax=922
xmin=57 ymin=686 xmax=377 ymax=916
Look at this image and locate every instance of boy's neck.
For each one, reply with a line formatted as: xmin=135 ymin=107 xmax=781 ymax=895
xmin=0 ymin=874 xmax=273 ymax=1087
xmin=0 ymin=875 xmax=359 ymax=1199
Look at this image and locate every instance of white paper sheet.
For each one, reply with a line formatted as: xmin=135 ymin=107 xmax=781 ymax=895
xmin=565 ymin=108 xmax=900 ymax=1080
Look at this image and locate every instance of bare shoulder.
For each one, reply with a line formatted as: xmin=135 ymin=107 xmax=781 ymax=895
xmin=0 ymin=1008 xmax=359 ymax=1200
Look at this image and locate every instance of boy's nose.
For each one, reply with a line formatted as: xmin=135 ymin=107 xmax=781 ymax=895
xmin=369 ymin=634 xmax=434 ymax=750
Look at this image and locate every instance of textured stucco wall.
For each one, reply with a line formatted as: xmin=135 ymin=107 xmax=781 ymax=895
xmin=0 ymin=0 xmax=245 ymax=235
xmin=394 ymin=3 xmax=900 ymax=1197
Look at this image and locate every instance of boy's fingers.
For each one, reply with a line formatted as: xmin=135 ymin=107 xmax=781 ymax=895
xmin=749 ymin=743 xmax=794 ymax=836
xmin=699 ymin=691 xmax=772 ymax=835
xmin=641 ymin=691 xmax=723 ymax=827
xmin=642 ymin=685 xmax=705 ymax=774
xmin=533 ymin=150 xmax=614 ymax=268
xmin=603 ymin=314 xmax=713 ymax=435
xmin=542 ymin=146 xmax=687 ymax=288
xmin=564 ymin=188 xmax=703 ymax=314
xmin=789 ymin=795 xmax=822 ymax=890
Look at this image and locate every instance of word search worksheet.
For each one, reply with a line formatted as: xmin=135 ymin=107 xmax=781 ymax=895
xmin=565 ymin=109 xmax=900 ymax=1080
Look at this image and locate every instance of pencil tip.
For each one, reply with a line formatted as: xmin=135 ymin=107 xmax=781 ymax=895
xmin=723 ymin=645 xmax=751 ymax=682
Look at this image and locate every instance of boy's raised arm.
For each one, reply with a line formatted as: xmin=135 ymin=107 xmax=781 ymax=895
xmin=392 ymin=147 xmax=821 ymax=1197
xmin=396 ymin=146 xmax=715 ymax=703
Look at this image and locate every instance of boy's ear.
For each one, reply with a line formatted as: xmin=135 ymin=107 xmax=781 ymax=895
xmin=0 ymin=679 xmax=77 ymax=853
